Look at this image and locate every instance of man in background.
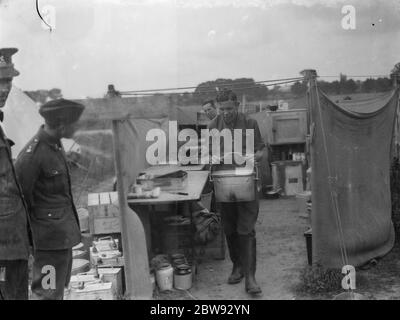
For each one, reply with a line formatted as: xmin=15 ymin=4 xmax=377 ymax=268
xmin=16 ymin=99 xmax=85 ymax=300
xmin=202 ymin=99 xmax=218 ymax=121
xmin=0 ymin=48 xmax=30 ymax=300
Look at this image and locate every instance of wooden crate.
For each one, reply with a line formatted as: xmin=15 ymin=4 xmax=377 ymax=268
xmin=264 ymin=109 xmax=307 ymax=145
xmin=88 ymin=192 xmax=120 ymax=235
xmin=89 ymin=247 xmax=124 ymax=267
xmin=97 ymin=267 xmax=123 ymax=298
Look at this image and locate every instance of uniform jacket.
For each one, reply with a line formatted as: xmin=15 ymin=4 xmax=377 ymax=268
xmin=0 ymin=119 xmax=30 ymax=260
xmin=15 ymin=126 xmax=80 ymax=250
xmin=207 ymin=112 xmax=265 ymax=163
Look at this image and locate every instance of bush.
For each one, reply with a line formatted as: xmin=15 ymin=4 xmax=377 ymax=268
xmin=296 ymin=265 xmax=343 ymax=295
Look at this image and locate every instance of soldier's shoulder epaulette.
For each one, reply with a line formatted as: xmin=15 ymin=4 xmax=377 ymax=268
xmin=22 ymin=137 xmax=41 ymax=156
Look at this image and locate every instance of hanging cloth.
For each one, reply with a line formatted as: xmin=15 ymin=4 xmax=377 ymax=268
xmin=310 ymin=86 xmax=399 ymax=268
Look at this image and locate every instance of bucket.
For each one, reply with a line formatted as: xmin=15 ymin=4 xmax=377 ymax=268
xmin=304 ymin=228 xmax=312 ymax=266
xmin=272 ymin=161 xmax=304 ymax=196
xmin=174 ymin=264 xmax=192 ymax=290
xmin=211 ymin=168 xmax=256 ymax=202
xmin=155 ymin=263 xmax=173 ymax=291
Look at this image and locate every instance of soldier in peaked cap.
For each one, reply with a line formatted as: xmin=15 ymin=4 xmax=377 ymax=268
xmin=0 ymin=48 xmax=31 ymax=300
xmin=15 ymin=99 xmax=85 ymax=300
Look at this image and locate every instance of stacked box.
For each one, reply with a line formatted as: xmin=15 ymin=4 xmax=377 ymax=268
xmin=88 ymin=192 xmax=120 ymax=235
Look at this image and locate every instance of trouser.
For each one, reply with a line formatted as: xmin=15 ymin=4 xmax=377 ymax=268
xmin=31 ymin=249 xmax=72 ymax=300
xmin=219 ymin=198 xmax=259 ymax=237
xmin=0 ymin=259 xmax=28 ymax=300
xmin=219 ymin=197 xmax=259 ymax=281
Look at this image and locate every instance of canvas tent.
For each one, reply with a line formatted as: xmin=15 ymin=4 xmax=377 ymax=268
xmin=2 ymin=86 xmax=81 ymax=157
xmin=309 ymin=82 xmax=399 ymax=268
xmin=2 ymin=86 xmax=42 ymax=156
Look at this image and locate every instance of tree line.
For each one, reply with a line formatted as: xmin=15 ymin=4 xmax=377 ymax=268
xmin=291 ymin=74 xmax=393 ymax=97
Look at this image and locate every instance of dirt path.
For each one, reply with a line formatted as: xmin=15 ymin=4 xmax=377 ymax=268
xmin=189 ymin=198 xmax=309 ymax=300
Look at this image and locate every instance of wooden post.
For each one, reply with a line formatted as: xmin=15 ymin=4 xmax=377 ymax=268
xmin=112 ymin=120 xmax=152 ymax=300
xmin=300 ymin=69 xmax=317 ymax=135
xmin=300 ymin=69 xmax=318 ymax=200
xmin=242 ymin=94 xmax=246 ymax=113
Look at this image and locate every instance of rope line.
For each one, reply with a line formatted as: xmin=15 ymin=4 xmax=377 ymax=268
xmin=120 ymin=79 xmax=304 ymax=96
xmin=119 ymin=73 xmax=395 ymax=96
xmin=119 ymin=76 xmax=305 ymax=94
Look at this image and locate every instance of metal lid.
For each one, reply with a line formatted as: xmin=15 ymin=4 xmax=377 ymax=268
xmin=157 ymin=262 xmax=172 ymax=270
xmin=212 ymin=168 xmax=254 ymax=177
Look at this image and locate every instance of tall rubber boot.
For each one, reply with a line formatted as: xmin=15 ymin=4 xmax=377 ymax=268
xmin=239 ymin=235 xmax=262 ymax=295
xmin=226 ymin=233 xmax=244 ymax=284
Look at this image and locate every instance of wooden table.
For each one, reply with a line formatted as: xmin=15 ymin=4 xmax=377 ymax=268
xmin=127 ymin=170 xmax=209 ymax=257
xmin=128 ymin=171 xmax=209 ymax=205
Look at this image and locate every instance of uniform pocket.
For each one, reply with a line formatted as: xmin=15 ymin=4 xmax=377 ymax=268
xmin=42 ymin=168 xmax=67 ymax=194
xmin=33 ymin=207 xmax=65 ymax=220
xmin=0 ymin=196 xmax=19 ymax=218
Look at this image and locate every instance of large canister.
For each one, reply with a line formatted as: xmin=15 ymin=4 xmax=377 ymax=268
xmin=155 ymin=263 xmax=173 ymax=291
xmin=211 ymin=168 xmax=256 ymax=202
xmin=173 ymin=264 xmax=192 ymax=290
xmin=272 ymin=160 xmax=304 ymax=196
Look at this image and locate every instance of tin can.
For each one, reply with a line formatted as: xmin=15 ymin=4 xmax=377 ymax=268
xmin=155 ymin=263 xmax=173 ymax=291
xmin=173 ymin=264 xmax=192 ymax=290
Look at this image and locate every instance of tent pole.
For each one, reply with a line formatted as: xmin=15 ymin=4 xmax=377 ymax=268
xmin=112 ymin=119 xmax=153 ymax=300
xmin=301 ymin=69 xmax=317 ymax=171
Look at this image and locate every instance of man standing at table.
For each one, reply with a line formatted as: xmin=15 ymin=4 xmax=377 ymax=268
xmin=208 ymin=89 xmax=264 ymax=295
xmin=15 ymin=99 xmax=85 ymax=300
xmin=0 ymin=48 xmax=31 ymax=300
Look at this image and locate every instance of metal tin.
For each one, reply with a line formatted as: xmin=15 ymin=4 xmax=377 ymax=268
xmin=173 ymin=264 xmax=192 ymax=290
xmin=155 ymin=263 xmax=173 ymax=291
xmin=211 ymin=168 xmax=256 ymax=202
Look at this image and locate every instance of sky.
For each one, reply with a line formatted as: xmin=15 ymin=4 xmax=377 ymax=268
xmin=0 ymin=0 xmax=399 ymax=98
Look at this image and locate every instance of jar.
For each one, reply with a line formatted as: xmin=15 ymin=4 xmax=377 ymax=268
xmin=155 ymin=263 xmax=173 ymax=291
xmin=174 ymin=264 xmax=192 ymax=290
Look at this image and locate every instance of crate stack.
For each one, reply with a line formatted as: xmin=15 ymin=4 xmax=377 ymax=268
xmin=66 ymin=192 xmax=124 ymax=300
